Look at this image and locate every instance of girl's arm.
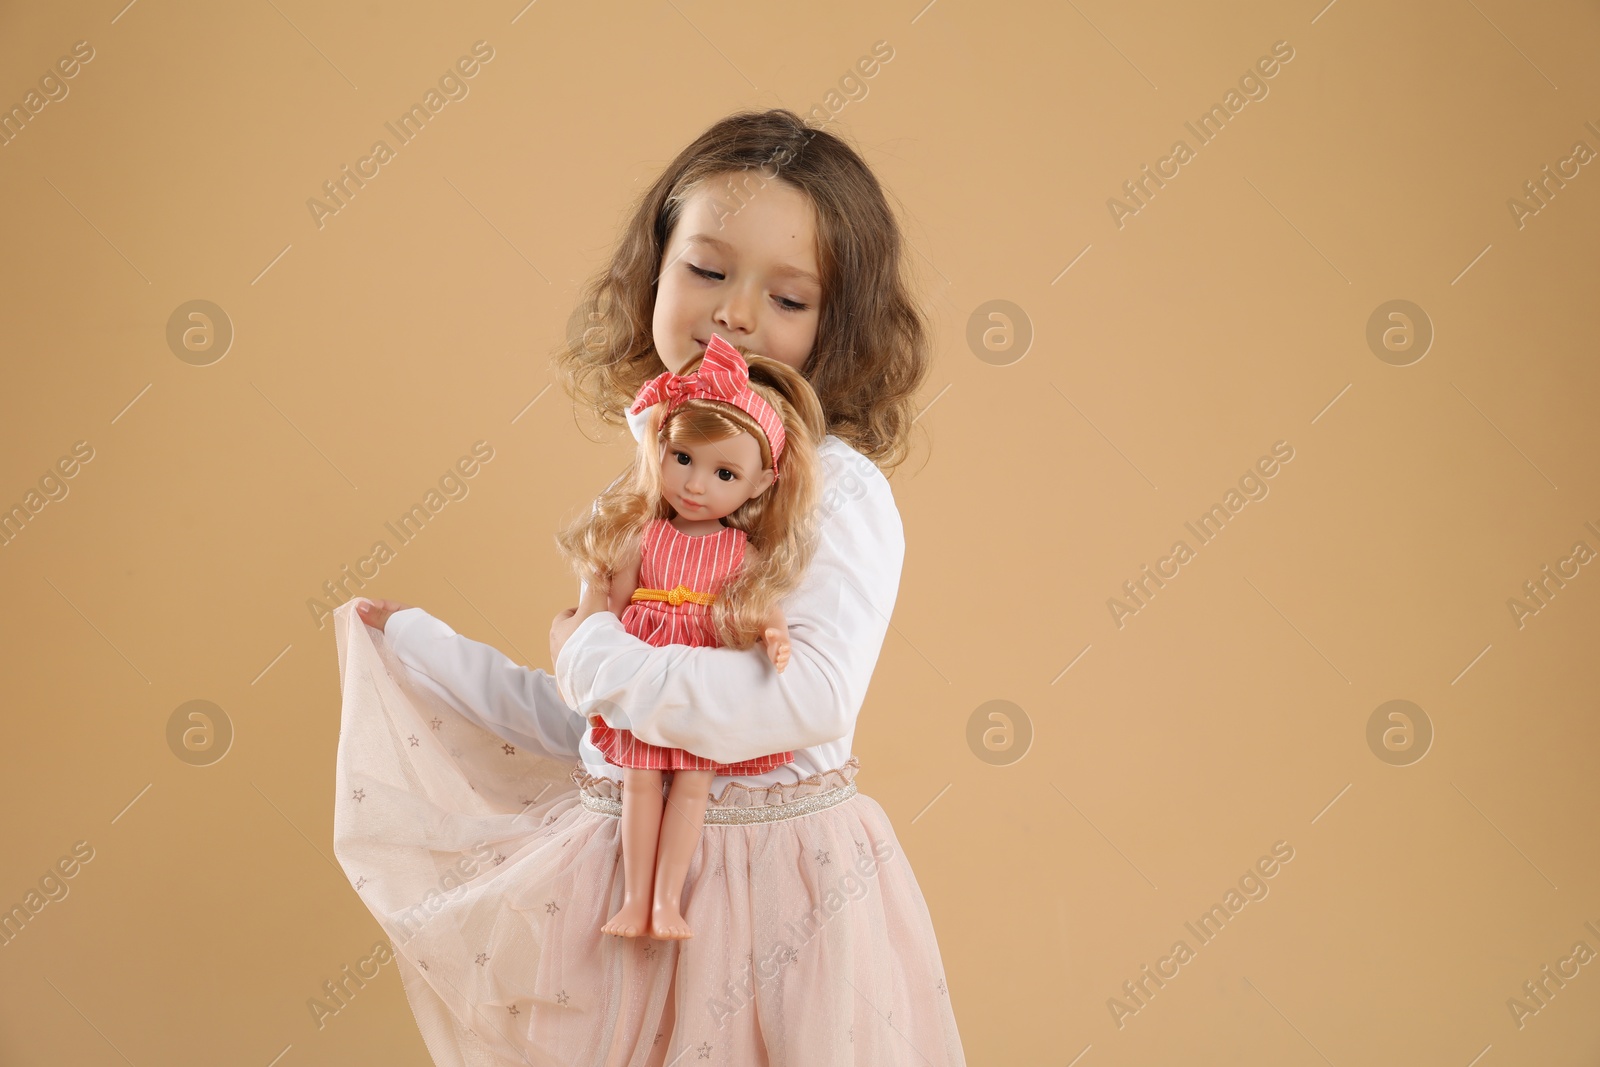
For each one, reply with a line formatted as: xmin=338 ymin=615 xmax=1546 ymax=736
xmin=386 ymin=609 xmax=586 ymax=760
xmin=559 ymin=441 xmax=903 ymax=765
xmin=381 ymin=479 xmax=643 ymax=759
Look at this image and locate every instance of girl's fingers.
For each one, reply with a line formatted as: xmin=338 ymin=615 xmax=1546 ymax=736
xmin=356 ymin=598 xmax=415 ymax=632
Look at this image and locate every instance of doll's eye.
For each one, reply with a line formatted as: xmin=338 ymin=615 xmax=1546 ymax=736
xmin=717 ymin=469 xmax=736 ymax=481
xmin=673 ymin=451 xmax=691 ymax=464
xmin=687 ymin=264 xmax=723 ymax=281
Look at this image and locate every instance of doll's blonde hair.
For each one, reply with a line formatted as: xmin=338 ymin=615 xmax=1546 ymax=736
xmin=555 ymin=353 xmax=826 ymax=650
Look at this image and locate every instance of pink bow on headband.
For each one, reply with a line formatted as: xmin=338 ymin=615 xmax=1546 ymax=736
xmin=630 ymin=335 xmax=787 ymax=477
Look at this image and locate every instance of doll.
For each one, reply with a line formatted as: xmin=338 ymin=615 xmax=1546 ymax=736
xmin=555 ymin=332 xmax=826 ymax=940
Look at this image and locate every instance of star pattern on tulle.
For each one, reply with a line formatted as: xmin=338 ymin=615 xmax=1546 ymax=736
xmin=475 ymin=952 xmax=490 ymax=966
xmin=848 ymin=1026 xmax=853 ymax=1043
xmin=815 ymin=849 xmax=830 ymax=866
xmin=351 ymin=788 xmax=366 ymax=802
xmin=855 ymin=839 xmax=866 ymax=856
xmin=555 ymin=990 xmax=569 ymax=1006
xmin=697 ymin=1041 xmax=712 ymax=1058
xmin=713 ymin=863 xmax=725 ymax=878
xmin=418 ymin=959 xmax=429 ymax=971
xmin=545 ymin=900 xmax=560 ymax=915
xmin=654 ymin=1032 xmax=665 ymax=1045
xmin=507 ymin=1004 xmax=521 ymax=1017
xmin=407 ymin=734 xmax=420 ymax=747
xmin=492 ymin=852 xmax=506 ymax=866
xmin=502 ymin=742 xmax=515 ymax=755
xmin=353 ymin=875 xmax=367 ymax=890
xmin=937 ymin=977 xmax=947 ymax=995
xmin=429 ymin=717 xmax=443 ymax=731
xmin=781 ymin=946 xmax=799 ymax=964
xmin=643 ymin=943 xmax=658 ymax=960
xmin=450 ymin=747 xmax=463 ymax=758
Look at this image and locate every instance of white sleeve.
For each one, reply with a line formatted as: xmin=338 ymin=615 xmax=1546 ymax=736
xmin=555 ymin=443 xmax=903 ymax=765
xmin=385 ymin=607 xmax=586 ymax=761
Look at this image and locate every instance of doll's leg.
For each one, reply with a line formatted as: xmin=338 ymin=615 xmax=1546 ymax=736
xmin=602 ymin=767 xmax=664 ymax=937
xmin=649 ymin=768 xmax=714 ymax=939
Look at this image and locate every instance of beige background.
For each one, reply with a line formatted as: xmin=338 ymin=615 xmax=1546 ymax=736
xmin=2 ymin=0 xmax=1597 ymax=1063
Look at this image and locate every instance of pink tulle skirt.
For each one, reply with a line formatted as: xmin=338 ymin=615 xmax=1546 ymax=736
xmin=331 ymin=599 xmax=966 ymax=1066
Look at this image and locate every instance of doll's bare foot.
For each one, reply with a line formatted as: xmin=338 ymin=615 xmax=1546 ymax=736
xmin=602 ymin=897 xmax=651 ymax=938
xmin=649 ymin=900 xmax=694 ymax=940
xmin=763 ymin=627 xmax=790 ymax=673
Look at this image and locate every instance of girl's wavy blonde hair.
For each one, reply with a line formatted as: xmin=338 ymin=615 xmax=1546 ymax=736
xmin=554 ymin=351 xmax=826 ymax=650
xmin=553 ymin=107 xmax=930 ymax=476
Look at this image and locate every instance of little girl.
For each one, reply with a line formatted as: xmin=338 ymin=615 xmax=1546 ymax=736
xmin=555 ymin=333 xmax=827 ymax=940
xmin=335 ymin=108 xmax=966 ymax=1065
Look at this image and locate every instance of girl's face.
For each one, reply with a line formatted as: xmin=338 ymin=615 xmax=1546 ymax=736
xmin=659 ymin=431 xmax=776 ymax=522
xmin=652 ymin=173 xmax=823 ymax=376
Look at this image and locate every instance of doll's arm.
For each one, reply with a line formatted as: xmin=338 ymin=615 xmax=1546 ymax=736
xmin=579 ymin=554 xmax=641 ymax=725
xmin=557 ymin=443 xmax=902 ymax=765
xmin=739 ymin=543 xmax=790 ymax=668
xmin=605 ymin=553 xmax=642 ymax=619
xmin=571 ymin=521 xmax=641 ymax=629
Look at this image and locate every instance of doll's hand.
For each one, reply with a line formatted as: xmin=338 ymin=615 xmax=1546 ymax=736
xmin=357 ymin=598 xmax=414 ymax=632
xmin=762 ymin=626 xmax=791 ymax=673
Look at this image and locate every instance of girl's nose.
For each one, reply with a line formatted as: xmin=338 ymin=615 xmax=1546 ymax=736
xmin=715 ymin=288 xmax=755 ymax=334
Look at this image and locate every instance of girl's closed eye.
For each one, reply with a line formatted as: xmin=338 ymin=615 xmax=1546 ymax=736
xmin=685 ymin=264 xmax=810 ymax=313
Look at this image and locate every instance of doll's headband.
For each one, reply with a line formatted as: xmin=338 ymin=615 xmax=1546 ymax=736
xmin=628 ymin=335 xmax=786 ymax=481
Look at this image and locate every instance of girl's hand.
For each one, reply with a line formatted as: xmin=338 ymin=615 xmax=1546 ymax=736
xmin=550 ymin=606 xmax=582 ymax=668
xmin=551 ymin=579 xmax=613 ymax=667
xmin=553 ymin=575 xmax=620 ymax=668
xmin=357 ymin=598 xmax=414 ymax=632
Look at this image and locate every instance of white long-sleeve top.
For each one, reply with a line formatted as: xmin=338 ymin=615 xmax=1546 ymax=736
xmin=383 ymin=401 xmax=905 ymax=790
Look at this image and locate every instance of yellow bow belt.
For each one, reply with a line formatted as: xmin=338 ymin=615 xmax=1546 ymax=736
xmin=630 ymin=584 xmax=716 ymax=607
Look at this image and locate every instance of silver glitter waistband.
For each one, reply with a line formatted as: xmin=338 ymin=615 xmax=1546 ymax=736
xmin=580 ymin=780 xmax=858 ymax=825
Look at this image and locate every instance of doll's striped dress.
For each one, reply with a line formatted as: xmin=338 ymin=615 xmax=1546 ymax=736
xmin=586 ymin=517 xmax=794 ymax=774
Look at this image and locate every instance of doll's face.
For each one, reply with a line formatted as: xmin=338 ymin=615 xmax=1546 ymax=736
xmin=652 ymin=173 xmax=823 ymax=376
xmin=659 ymin=430 xmax=776 ymax=522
